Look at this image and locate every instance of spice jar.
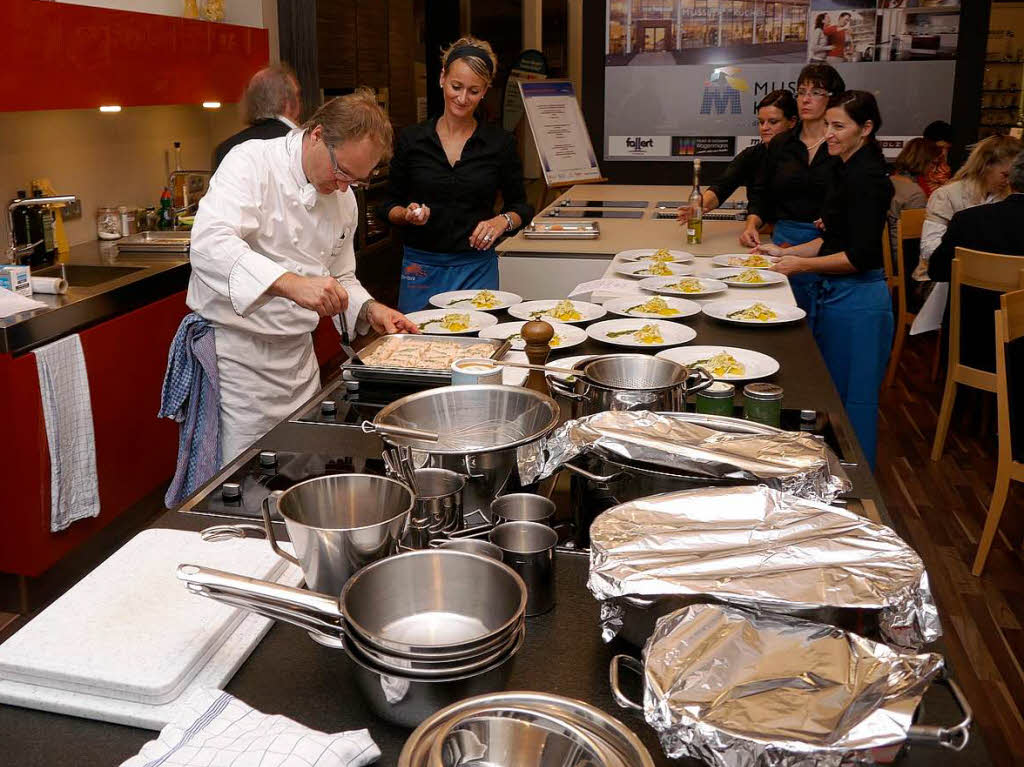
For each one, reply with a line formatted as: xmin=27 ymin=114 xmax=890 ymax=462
xmin=118 ymin=206 xmax=137 ymax=237
xmin=742 ymin=383 xmax=783 ymax=427
xmin=96 ymin=207 xmax=121 ymax=240
xmin=695 ymin=381 xmax=736 ymax=417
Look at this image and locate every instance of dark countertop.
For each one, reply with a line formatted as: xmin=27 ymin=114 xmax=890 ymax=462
xmin=0 ymin=241 xmax=190 ymax=356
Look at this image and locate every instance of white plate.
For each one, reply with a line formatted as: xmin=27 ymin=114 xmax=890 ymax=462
xmin=586 ymin=318 xmax=696 ymax=348
xmin=499 ymin=351 xmax=529 ymax=386
xmin=601 ymin=295 xmax=701 ymax=320
xmin=617 ymin=248 xmax=695 ymax=263
xmin=701 ymin=300 xmax=806 ymax=325
xmin=405 ymin=309 xmax=499 ymax=334
xmin=428 ymin=289 xmax=522 ymax=311
xmin=615 ymin=261 xmax=694 ymax=279
xmin=544 ymin=354 xmax=598 ymax=382
xmin=507 ymin=299 xmax=606 ymax=324
xmin=479 ymin=321 xmax=588 ymax=351
xmin=656 ymin=345 xmax=780 ymax=381
xmin=638 ymin=276 xmax=729 ymax=297
xmin=709 ymin=268 xmax=789 ymax=287
xmin=711 ymin=254 xmax=779 ymax=269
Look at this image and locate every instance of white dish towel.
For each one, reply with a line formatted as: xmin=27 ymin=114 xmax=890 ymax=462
xmin=120 ymin=688 xmax=381 ymax=767
xmin=34 ymin=334 xmax=100 ymax=531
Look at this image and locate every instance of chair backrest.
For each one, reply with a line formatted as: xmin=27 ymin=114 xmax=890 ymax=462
xmin=950 ymin=248 xmax=1024 ymax=380
xmin=996 ymin=288 xmax=1024 ymax=464
xmin=881 ymin=227 xmax=895 ymax=285
xmin=893 ymin=208 xmax=926 ymax=316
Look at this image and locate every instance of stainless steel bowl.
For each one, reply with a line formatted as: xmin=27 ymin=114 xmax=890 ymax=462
xmin=436 ymin=538 xmax=504 ymax=561
xmin=582 ymin=353 xmax=690 ymax=390
xmin=490 ymin=493 xmax=556 ymax=526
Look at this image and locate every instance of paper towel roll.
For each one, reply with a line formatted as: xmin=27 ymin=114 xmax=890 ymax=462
xmin=30 ymin=276 xmax=68 ymax=294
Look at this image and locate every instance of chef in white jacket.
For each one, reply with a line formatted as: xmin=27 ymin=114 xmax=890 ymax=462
xmin=188 ymin=89 xmax=417 ymax=462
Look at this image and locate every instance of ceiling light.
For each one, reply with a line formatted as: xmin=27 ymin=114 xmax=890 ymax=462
xmin=99 ymin=105 xmax=122 ymax=113
xmin=202 ymin=101 xmax=221 ymax=109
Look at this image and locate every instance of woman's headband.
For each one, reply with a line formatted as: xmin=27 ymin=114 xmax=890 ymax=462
xmin=445 ymin=45 xmax=494 ymax=76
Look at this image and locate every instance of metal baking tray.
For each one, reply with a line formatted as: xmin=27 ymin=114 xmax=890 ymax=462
xmin=344 ymin=334 xmax=511 ymax=385
xmin=116 ymin=231 xmax=191 ymax=253
xmin=522 ymin=221 xmax=600 ymax=239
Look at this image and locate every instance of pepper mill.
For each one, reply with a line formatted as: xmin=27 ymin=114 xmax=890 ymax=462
xmin=521 ymin=320 xmax=554 ymax=396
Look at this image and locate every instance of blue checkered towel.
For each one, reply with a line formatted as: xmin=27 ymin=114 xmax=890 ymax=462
xmin=159 ymin=313 xmax=221 ymax=508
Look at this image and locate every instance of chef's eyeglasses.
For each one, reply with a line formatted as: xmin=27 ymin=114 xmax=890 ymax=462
xmin=324 ymin=141 xmax=370 ymax=188
xmin=796 ymin=87 xmax=831 ymax=99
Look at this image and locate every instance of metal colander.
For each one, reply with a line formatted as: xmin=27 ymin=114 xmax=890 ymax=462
xmin=581 ymin=354 xmax=688 ymax=391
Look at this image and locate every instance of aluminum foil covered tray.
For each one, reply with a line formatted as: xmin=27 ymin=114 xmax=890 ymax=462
xmin=610 ymin=604 xmax=965 ymax=767
xmin=519 ymin=411 xmax=850 ymax=503
xmin=588 ymin=485 xmax=940 ymax=648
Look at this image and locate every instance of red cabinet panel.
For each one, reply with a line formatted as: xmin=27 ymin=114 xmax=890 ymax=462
xmin=2 ymin=1 xmax=269 ymax=111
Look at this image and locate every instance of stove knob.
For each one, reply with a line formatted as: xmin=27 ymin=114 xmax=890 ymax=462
xmin=258 ymin=451 xmax=278 ymax=468
xmin=221 ymin=482 xmax=241 ymax=503
xmin=320 ymin=400 xmax=338 ymax=417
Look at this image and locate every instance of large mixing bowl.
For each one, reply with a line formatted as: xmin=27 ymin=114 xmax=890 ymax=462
xmin=373 ymin=385 xmax=560 ymax=518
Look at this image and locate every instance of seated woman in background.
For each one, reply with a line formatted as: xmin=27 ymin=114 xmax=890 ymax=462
xmin=887 ymin=138 xmax=941 ymax=273
xmin=920 ymin=120 xmax=953 ymax=196
xmin=753 ymin=91 xmax=894 ymax=467
xmin=915 ymin=134 xmax=1023 ymax=282
xmin=677 ymin=90 xmax=797 ymax=226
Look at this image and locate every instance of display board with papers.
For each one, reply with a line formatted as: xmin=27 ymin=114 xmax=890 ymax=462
xmin=518 ymin=80 xmax=603 ymax=187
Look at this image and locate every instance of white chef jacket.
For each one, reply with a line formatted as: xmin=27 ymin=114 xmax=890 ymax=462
xmin=187 ymin=129 xmax=372 ymax=337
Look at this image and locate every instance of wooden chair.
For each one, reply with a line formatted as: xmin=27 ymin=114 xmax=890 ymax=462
xmin=972 ymin=288 xmax=1024 ymax=575
xmin=931 ymin=248 xmax=1024 ymax=461
xmin=882 ymin=208 xmax=926 ymax=389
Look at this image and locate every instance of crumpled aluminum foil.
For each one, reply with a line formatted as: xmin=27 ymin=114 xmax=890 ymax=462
xmin=637 ymin=604 xmax=945 ymax=767
xmin=589 ymin=486 xmax=941 ymax=648
xmin=518 ymin=411 xmax=850 ymax=503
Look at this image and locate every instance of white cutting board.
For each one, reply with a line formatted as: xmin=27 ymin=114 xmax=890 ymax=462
xmin=0 ymin=529 xmax=295 ymax=705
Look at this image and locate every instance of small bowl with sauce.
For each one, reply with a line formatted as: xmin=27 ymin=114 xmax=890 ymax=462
xmin=451 ymin=357 xmax=504 ymax=385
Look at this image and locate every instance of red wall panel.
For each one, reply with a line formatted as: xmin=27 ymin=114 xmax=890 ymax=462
xmin=3 ymin=1 xmax=269 ymax=111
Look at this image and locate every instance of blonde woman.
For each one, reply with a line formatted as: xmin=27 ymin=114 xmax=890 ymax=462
xmin=378 ymin=37 xmax=533 ymax=312
xmin=915 ymin=134 xmax=1022 ymax=282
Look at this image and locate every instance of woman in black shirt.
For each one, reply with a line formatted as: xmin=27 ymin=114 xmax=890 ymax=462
xmin=679 ymin=90 xmax=796 ymax=223
xmin=755 ymin=92 xmax=895 ymax=467
xmin=377 ymin=37 xmax=533 ymax=313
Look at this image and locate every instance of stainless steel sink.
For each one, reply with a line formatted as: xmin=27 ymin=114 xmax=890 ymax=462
xmin=33 ymin=264 xmax=145 ymax=287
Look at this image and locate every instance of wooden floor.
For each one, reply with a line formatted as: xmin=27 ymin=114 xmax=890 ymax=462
xmin=878 ymin=334 xmax=1024 ymax=767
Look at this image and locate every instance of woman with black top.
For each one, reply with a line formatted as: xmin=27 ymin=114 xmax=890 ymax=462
xmin=677 ymin=90 xmax=796 ymax=226
xmin=377 ymin=37 xmax=533 ymax=313
xmin=754 ymin=91 xmax=895 ymax=467
xmin=744 ymin=64 xmax=845 ymax=313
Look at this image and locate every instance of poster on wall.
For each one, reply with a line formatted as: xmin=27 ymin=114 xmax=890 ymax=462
xmin=519 ymin=80 xmax=603 ymax=185
xmin=603 ymin=0 xmax=959 ymax=161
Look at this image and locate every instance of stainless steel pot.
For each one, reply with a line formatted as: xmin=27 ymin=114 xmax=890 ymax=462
xmin=549 ymin=354 xmax=713 ymax=419
xmin=260 ymin=473 xmax=413 ymax=596
xmin=373 ymin=385 xmax=560 ymax=520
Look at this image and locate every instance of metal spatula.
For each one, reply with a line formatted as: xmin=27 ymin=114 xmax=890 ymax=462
xmin=338 ymin=310 xmax=359 ymax=362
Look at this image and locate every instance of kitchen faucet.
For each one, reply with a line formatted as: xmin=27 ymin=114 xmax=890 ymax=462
xmin=7 ymin=194 xmax=78 ymax=264
xmin=167 ymin=170 xmax=211 ymax=228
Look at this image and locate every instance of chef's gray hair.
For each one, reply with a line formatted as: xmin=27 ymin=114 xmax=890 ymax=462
xmin=302 ymin=88 xmax=394 ymax=162
xmin=244 ymin=64 xmax=300 ymax=124
xmin=1011 ymin=150 xmax=1024 ymax=193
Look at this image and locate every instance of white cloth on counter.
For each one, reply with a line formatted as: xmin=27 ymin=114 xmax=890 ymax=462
xmin=119 ymin=688 xmax=380 ymax=767
xmin=33 ymin=334 xmax=100 ymax=532
xmin=0 ymin=286 xmax=47 ymax=319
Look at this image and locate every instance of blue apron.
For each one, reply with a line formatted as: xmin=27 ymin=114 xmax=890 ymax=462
xmin=398 ymin=246 xmax=499 ymax=314
xmin=807 ymin=269 xmax=894 ymax=468
xmin=772 ymin=219 xmax=822 ymax=315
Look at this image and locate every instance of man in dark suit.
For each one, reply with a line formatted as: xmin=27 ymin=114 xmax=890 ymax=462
xmin=928 ymin=150 xmax=1024 ymax=371
xmin=212 ymin=64 xmax=302 ymax=171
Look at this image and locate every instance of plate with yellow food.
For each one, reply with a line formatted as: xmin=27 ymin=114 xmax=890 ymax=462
xmin=656 ymin=345 xmax=780 ymax=381
xmin=617 ymin=248 xmax=695 ymax=264
xmin=601 ymin=295 xmax=701 ymax=320
xmin=701 ymin=300 xmax=806 ymax=326
xmin=586 ymin=318 xmax=696 ymax=348
xmin=711 ymin=253 xmax=779 ymax=269
xmin=507 ymin=298 xmax=606 ymax=324
xmin=638 ymin=276 xmax=729 ymax=297
xmin=404 ymin=309 xmax=499 ymax=334
xmin=709 ymin=268 xmax=788 ymax=287
xmin=615 ymin=260 xmax=694 ymax=279
xmin=428 ymin=289 xmax=523 ymax=312
xmin=478 ymin=320 xmax=587 ymax=351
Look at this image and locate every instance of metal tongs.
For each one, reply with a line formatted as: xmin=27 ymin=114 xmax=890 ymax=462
xmin=338 ymin=308 xmax=359 ymax=362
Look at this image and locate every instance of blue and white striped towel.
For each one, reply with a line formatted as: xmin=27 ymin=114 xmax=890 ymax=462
xmin=119 ymin=688 xmax=380 ymax=767
xmin=34 ymin=333 xmax=100 ymax=532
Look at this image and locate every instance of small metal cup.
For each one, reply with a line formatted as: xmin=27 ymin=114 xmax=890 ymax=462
xmin=489 ymin=521 xmax=557 ymax=616
xmin=436 ymin=538 xmax=504 ymax=561
xmin=404 ymin=468 xmax=466 ymax=549
xmin=490 ymin=493 xmax=556 ymax=527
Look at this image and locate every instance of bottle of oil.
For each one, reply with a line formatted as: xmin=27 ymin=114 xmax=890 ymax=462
xmin=686 ymin=160 xmax=703 ymax=245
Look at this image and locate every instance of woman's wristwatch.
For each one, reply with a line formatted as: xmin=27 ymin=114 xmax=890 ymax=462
xmin=501 ymin=212 xmax=515 ymax=232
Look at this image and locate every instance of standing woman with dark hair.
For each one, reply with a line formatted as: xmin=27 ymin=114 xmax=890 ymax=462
xmin=754 ymin=91 xmax=895 ymax=466
xmin=678 ymin=90 xmax=797 ymax=226
xmin=744 ymin=64 xmax=845 ymax=311
xmin=809 ymin=14 xmax=831 ymax=63
xmin=378 ymin=37 xmax=534 ymax=313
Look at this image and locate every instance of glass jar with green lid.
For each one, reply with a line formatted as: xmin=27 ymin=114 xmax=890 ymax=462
xmin=695 ymin=381 xmax=735 ymax=417
xmin=742 ymin=383 xmax=783 ymax=427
